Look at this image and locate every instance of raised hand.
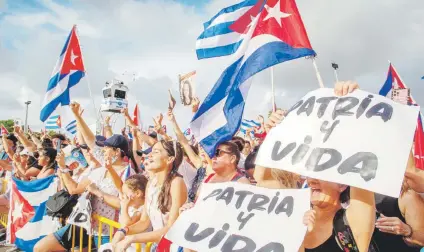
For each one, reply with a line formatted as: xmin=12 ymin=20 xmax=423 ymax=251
xmin=192 ymin=97 xmax=200 ymax=113
xmin=56 ymin=151 xmax=66 ymax=168
xmin=303 ymin=209 xmax=316 ymax=232
xmin=334 ymin=81 xmax=359 ymax=96
xmin=167 ymin=109 xmax=175 ymax=123
xmin=70 ymin=102 xmax=81 ymax=116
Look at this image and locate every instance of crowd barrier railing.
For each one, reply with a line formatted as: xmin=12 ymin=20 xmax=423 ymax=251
xmin=71 ymin=214 xmax=153 ymax=252
xmin=0 ymin=178 xmax=8 ymax=227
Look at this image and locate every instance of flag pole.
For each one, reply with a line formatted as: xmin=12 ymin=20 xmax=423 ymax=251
xmin=312 ymin=57 xmax=325 ymax=88
xmin=271 ymin=66 xmax=276 ymax=112
xmin=74 ymin=25 xmax=101 ymax=122
xmin=331 ymin=62 xmax=339 ymax=82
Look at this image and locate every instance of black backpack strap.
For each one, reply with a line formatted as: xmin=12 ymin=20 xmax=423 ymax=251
xmin=333 ymin=208 xmax=379 ymax=252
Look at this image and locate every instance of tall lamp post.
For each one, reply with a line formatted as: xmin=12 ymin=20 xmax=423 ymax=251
xmin=24 ymin=101 xmax=31 ymax=134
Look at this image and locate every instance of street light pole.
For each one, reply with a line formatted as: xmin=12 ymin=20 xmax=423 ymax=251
xmin=24 ymin=101 xmax=31 ymax=134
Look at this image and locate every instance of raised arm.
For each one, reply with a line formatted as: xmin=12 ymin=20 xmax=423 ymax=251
xmin=70 ymin=102 xmax=96 ymax=149
xmin=103 ymin=116 xmax=113 ymax=139
xmin=167 ymin=109 xmax=202 ymax=168
xmin=14 ymin=126 xmax=37 ymax=152
xmin=346 ymin=187 xmax=375 ymax=252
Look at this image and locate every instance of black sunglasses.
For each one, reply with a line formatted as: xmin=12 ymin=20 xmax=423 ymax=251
xmin=214 ymin=148 xmax=233 ymax=157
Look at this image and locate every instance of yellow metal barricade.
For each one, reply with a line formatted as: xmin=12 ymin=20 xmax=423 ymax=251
xmin=0 ymin=179 xmax=9 ymax=227
xmin=71 ymin=214 xmax=152 ymax=251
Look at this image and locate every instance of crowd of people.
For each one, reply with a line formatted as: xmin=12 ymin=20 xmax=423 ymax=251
xmin=0 ymin=82 xmax=423 ymax=252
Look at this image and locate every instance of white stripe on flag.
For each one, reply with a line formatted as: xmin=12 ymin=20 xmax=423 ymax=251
xmin=15 ymin=215 xmax=59 ymax=241
xmin=196 ymin=32 xmax=245 ymax=49
xmin=41 ymin=71 xmax=75 ymax=108
xmin=191 ymin=98 xmax=227 ymax=142
xmin=19 ymin=180 xmax=58 ymax=207
xmin=206 ymin=6 xmax=251 ymax=29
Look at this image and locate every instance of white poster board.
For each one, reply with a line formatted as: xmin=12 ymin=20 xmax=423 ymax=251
xmin=256 ymin=88 xmax=420 ymax=197
xmin=179 ymin=71 xmax=196 ymax=106
xmin=165 ymin=182 xmax=310 ymax=252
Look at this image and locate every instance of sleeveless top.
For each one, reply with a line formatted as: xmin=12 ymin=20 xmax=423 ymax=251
xmin=373 ymin=194 xmax=421 ymax=252
xmin=204 ymin=171 xmax=244 ymax=183
xmin=305 ymin=234 xmax=341 ymax=252
xmin=146 ymin=177 xmax=169 ymax=231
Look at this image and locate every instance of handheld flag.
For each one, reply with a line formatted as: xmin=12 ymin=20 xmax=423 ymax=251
xmin=40 ymin=25 xmax=85 ymax=135
xmin=45 ymin=115 xmax=61 ymax=130
xmin=240 ymin=119 xmax=260 ymax=135
xmin=10 ymin=176 xmax=59 ymax=251
xmin=191 ymin=0 xmax=316 ymax=156
xmin=133 ymin=103 xmax=143 ymax=130
xmin=1 ymin=125 xmax=9 ymax=135
xmin=379 ymin=63 xmax=424 ymax=169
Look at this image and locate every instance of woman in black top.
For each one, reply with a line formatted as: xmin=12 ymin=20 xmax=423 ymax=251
xmin=373 ymin=152 xmax=424 ymax=251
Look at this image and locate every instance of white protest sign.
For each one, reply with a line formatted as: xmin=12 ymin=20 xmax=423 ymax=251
xmin=98 ymin=243 xmax=137 ymax=252
xmin=67 ymin=192 xmax=92 ymax=235
xmin=256 ymin=88 xmax=420 ymax=197
xmin=165 ymin=182 xmax=310 ymax=252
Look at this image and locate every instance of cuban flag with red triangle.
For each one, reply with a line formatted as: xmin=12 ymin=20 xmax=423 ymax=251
xmin=9 ymin=175 xmax=59 ymax=251
xmin=379 ymin=63 xmax=424 ymax=170
xmin=40 ymin=25 xmax=85 ymax=135
xmin=191 ymin=0 xmax=316 ymax=157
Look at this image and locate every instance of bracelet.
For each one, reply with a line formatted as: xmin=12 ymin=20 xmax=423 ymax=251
xmin=117 ymin=227 xmax=128 ymax=236
xmin=403 ymin=224 xmax=413 ymax=238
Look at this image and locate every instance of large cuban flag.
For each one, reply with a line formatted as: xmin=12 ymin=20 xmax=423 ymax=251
xmin=379 ymin=63 xmax=424 ymax=169
xmin=190 ymin=0 xmax=316 ymax=156
xmin=9 ymin=175 xmax=59 ymax=251
xmin=40 ymin=25 xmax=84 ymax=136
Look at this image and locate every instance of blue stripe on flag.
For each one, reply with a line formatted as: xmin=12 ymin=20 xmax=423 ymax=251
xmin=198 ymin=22 xmax=235 ymax=40
xmin=13 ymin=175 xmax=56 ymax=192
xmin=30 ymin=202 xmax=48 ymax=223
xmin=379 ymin=68 xmax=393 ymax=96
xmin=40 ymin=71 xmax=84 ymax=122
xmin=197 ymin=40 xmax=243 ymax=60
xmin=202 ymin=0 xmax=257 ymax=30
xmin=60 ymin=28 xmax=73 ymax=55
xmin=45 ymin=125 xmax=60 ymax=130
xmin=193 ymin=41 xmax=315 ymax=156
xmin=15 ymin=237 xmax=46 ymax=252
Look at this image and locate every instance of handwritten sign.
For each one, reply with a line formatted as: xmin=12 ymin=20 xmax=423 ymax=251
xmin=256 ymin=88 xmax=420 ymax=197
xmin=165 ymin=182 xmax=310 ymax=252
xmin=67 ymin=192 xmax=92 ymax=235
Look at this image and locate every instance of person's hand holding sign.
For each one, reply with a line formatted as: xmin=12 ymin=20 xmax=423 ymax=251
xmin=264 ymin=109 xmax=285 ymax=133
xmin=168 ymin=89 xmax=176 ymax=111
xmin=302 ymin=209 xmax=316 ymax=232
xmin=334 ymin=81 xmax=359 ymax=96
xmin=192 ymin=97 xmax=200 ymax=113
xmin=56 ymin=151 xmax=66 ymax=169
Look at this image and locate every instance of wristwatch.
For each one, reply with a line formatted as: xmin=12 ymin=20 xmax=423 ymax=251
xmin=59 ymin=168 xmax=71 ymax=173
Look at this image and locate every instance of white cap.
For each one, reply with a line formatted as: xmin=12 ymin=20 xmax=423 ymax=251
xmin=19 ymin=149 xmax=33 ymax=157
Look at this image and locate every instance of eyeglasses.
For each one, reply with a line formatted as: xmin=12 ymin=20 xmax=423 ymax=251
xmin=214 ymin=148 xmax=233 ymax=158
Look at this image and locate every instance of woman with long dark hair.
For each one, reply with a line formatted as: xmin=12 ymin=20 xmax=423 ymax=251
xmin=111 ymin=140 xmax=187 ymax=251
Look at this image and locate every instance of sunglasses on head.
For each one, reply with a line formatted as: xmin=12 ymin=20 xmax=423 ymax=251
xmin=214 ymin=148 xmax=232 ymax=157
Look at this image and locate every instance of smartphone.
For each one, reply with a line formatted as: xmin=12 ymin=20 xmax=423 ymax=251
xmin=391 ymin=88 xmax=410 ymax=105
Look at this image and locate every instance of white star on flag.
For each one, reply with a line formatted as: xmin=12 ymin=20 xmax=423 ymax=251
xmin=264 ymin=0 xmax=291 ymax=27
xmin=12 ymin=201 xmax=23 ymax=220
xmin=70 ymin=49 xmax=79 ymax=65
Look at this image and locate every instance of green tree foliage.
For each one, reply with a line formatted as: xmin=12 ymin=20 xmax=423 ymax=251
xmin=0 ymin=119 xmax=14 ymax=133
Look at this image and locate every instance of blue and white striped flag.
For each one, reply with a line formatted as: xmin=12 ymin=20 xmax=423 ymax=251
xmin=45 ymin=115 xmax=61 ymax=130
xmin=64 ymin=120 xmax=77 ymax=135
xmin=10 ymin=175 xmax=59 ymax=251
xmin=240 ymin=119 xmax=260 ymax=135
xmin=190 ymin=0 xmax=316 ymax=156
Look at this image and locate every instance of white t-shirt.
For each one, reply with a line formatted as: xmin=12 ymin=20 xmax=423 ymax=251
xmin=178 ymin=160 xmax=197 ymax=192
xmin=87 ymin=165 xmax=135 ymax=236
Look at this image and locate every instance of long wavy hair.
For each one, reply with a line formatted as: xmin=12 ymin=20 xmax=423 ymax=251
xmin=157 ymin=140 xmax=183 ymax=214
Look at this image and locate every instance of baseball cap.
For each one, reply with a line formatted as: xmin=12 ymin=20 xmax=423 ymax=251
xmin=19 ymin=149 xmax=34 ymax=157
xmin=96 ymin=134 xmax=129 ymax=156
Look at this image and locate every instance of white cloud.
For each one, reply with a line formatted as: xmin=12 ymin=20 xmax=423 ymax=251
xmin=0 ymin=0 xmax=423 ymax=134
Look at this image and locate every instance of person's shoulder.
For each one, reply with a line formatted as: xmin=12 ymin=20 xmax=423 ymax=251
xmin=237 ymin=176 xmax=251 ymax=185
xmin=171 ymin=176 xmax=186 ymax=189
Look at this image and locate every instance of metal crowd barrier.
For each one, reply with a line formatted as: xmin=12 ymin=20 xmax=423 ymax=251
xmin=71 ymin=214 xmax=153 ymax=252
xmin=0 ymin=178 xmax=8 ymax=227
